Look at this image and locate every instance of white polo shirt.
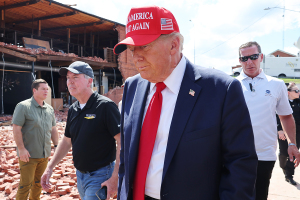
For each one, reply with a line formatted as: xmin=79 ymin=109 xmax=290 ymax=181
xmin=236 ymin=70 xmax=292 ymax=161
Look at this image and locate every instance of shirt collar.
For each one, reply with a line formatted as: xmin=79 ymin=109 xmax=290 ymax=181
xmin=75 ymin=91 xmax=97 ymax=110
xmin=240 ymin=68 xmax=266 ymax=80
xmin=149 ymin=56 xmax=186 ymax=94
xmin=31 ymin=96 xmax=46 ymax=108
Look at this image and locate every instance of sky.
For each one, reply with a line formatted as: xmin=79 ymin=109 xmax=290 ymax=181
xmin=56 ymin=0 xmax=300 ymax=74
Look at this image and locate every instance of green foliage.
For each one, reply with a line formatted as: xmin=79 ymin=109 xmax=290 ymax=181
xmin=279 ymin=78 xmax=300 ymax=84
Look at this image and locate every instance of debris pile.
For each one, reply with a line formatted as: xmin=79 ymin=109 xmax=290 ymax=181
xmin=0 ymin=42 xmax=108 ymax=63
xmin=0 ymin=110 xmax=85 ymax=199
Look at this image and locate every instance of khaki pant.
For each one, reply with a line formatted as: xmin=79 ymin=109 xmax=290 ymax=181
xmin=16 ymin=158 xmax=48 ymax=200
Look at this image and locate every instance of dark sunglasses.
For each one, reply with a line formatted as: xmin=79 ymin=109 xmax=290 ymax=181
xmin=239 ymin=53 xmax=261 ymax=62
xmin=290 ymin=90 xmax=300 ymax=93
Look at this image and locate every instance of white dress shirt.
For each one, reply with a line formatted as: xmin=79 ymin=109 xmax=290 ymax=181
xmin=236 ymin=70 xmax=292 ymax=161
xmin=143 ymin=56 xmax=186 ymax=199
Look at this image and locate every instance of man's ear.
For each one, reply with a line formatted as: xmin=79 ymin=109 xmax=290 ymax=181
xmin=88 ymin=78 xmax=93 ymax=87
xmin=260 ymin=53 xmax=264 ymax=62
xmin=170 ymin=36 xmax=180 ymax=55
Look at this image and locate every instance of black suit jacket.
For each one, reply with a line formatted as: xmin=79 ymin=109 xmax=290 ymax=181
xmin=118 ymin=58 xmax=257 ymax=200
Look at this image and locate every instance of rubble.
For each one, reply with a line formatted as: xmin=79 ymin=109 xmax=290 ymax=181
xmin=0 ymin=109 xmax=118 ymax=200
xmin=0 ymin=42 xmax=108 ymax=63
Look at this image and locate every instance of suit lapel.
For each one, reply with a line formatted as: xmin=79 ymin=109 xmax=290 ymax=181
xmin=162 ymin=60 xmax=202 ymax=180
xmin=128 ymin=77 xmax=150 ymax=177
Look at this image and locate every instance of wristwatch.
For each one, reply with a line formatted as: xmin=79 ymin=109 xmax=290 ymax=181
xmin=288 ymin=143 xmax=296 ymax=147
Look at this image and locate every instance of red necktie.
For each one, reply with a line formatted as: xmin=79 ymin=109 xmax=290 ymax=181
xmin=133 ymin=82 xmax=166 ymax=200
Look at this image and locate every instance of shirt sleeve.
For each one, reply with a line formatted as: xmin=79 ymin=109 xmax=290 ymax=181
xmin=64 ymin=109 xmax=72 ymax=138
xmin=12 ymin=103 xmax=26 ymax=127
xmin=105 ymin=101 xmax=121 ymax=137
xmin=276 ymin=81 xmax=293 ymax=115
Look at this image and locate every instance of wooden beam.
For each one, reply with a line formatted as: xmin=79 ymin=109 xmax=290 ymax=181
xmin=1 ymin=9 xmax=4 ymax=28
xmin=67 ymin=28 xmax=70 ymax=54
xmin=8 ymin=12 xmax=78 ymax=25
xmin=91 ymin=33 xmax=94 ymax=57
xmin=42 ymin=21 xmax=104 ymax=31
xmin=0 ymin=0 xmax=40 ymax=10
xmin=0 ymin=46 xmax=36 ymax=61
xmin=0 ymin=145 xmax=17 ymax=148
xmin=88 ymin=62 xmax=118 ymax=69
xmin=84 ymin=27 xmax=86 ymax=56
xmin=38 ymin=20 xmax=41 ymax=36
xmin=70 ymin=30 xmax=117 ymax=38
xmin=36 ymin=55 xmax=76 ymax=62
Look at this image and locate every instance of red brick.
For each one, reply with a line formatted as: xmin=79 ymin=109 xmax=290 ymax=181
xmin=4 ymin=177 xmax=14 ymax=183
xmin=50 ymin=193 xmax=60 ymax=198
xmin=44 ymin=185 xmax=56 ymax=193
xmin=52 ymin=173 xmax=61 ymax=179
xmin=63 ymin=179 xmax=75 ymax=186
xmin=56 ymin=182 xmax=69 ymax=190
xmin=58 ymin=196 xmax=74 ymax=200
xmin=13 ymin=174 xmax=20 ymax=179
xmin=8 ymin=189 xmax=17 ymax=199
xmin=55 ymin=170 xmax=63 ymax=174
xmin=57 ymin=185 xmax=71 ymax=193
xmin=1 ymin=164 xmax=9 ymax=170
xmin=103 ymin=87 xmax=124 ymax=105
xmin=7 ymin=170 xmax=18 ymax=176
xmin=69 ymin=192 xmax=80 ymax=198
xmin=0 ymin=183 xmax=7 ymax=191
xmin=66 ymin=152 xmax=72 ymax=156
xmin=69 ymin=173 xmax=76 ymax=178
xmin=6 ymin=153 xmax=15 ymax=160
xmin=49 ymin=178 xmax=57 ymax=185
xmin=5 ymin=183 xmax=12 ymax=194
xmin=53 ymin=190 xmax=67 ymax=195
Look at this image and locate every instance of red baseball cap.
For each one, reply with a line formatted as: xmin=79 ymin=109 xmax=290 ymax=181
xmin=113 ymin=5 xmax=180 ymax=55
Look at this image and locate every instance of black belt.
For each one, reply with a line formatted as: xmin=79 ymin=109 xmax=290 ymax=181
xmin=78 ymin=169 xmax=97 ymax=174
xmin=77 ymin=162 xmax=113 ymax=174
xmin=145 ymin=195 xmax=159 ymax=200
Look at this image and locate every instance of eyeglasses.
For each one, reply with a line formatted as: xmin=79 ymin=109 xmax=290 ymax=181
xmin=290 ymin=90 xmax=300 ymax=93
xmin=239 ymin=53 xmax=261 ymax=62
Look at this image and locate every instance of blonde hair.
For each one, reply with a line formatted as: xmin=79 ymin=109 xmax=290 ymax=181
xmin=287 ymin=82 xmax=296 ymax=91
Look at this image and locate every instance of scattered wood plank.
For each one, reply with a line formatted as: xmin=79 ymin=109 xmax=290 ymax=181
xmin=0 ymin=46 xmax=36 ymax=62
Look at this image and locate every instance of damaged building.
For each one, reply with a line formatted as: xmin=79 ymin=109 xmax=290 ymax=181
xmin=0 ymin=0 xmax=138 ymax=114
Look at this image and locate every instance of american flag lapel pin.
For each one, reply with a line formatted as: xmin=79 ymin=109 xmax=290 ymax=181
xmin=189 ymin=89 xmax=195 ymax=96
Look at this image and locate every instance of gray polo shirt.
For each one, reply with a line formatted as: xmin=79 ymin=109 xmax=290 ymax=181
xmin=12 ymin=97 xmax=56 ymax=158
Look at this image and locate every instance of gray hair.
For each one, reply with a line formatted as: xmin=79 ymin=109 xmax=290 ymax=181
xmin=84 ymin=74 xmax=94 ymax=89
xmin=160 ymin=32 xmax=184 ymax=52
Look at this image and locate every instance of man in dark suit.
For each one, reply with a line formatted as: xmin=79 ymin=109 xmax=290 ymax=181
xmin=114 ymin=5 xmax=258 ymax=200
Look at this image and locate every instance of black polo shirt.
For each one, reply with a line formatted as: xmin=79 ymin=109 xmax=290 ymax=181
xmin=65 ymin=92 xmax=120 ymax=171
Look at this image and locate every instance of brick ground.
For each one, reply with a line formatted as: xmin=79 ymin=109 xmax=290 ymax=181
xmin=0 ymin=110 xmax=118 ymax=200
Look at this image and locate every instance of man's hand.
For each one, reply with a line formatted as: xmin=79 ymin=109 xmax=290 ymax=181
xmin=41 ymin=167 xmax=53 ymax=190
xmin=19 ymin=148 xmax=30 ymax=162
xmin=278 ymin=130 xmax=286 ymax=140
xmin=288 ymin=145 xmax=300 ymax=167
xmin=101 ymin=175 xmax=118 ymax=199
